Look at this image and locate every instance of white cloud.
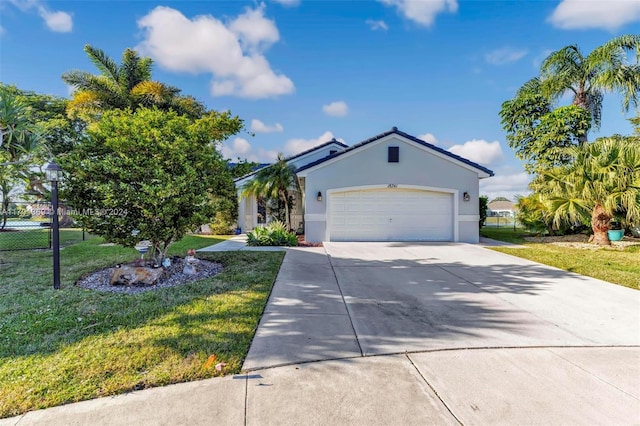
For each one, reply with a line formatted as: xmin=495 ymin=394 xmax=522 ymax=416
xmin=379 ymin=0 xmax=457 ymax=27
xmin=284 ymin=131 xmax=340 ymax=156
xmin=548 ymin=0 xmax=640 ymax=31
xmin=222 ymin=130 xmax=342 ymax=162
xmin=448 ymin=139 xmax=503 ymax=166
xmin=485 ymin=47 xmax=527 ymax=65
xmin=8 ymin=0 xmax=72 ymax=32
xmin=251 ymin=119 xmax=283 ymax=133
xmin=136 ymin=5 xmax=294 ymax=99
xmin=271 ymin=0 xmax=300 ymax=6
xmin=322 ymin=101 xmax=348 ymax=117
xmin=0 ymin=25 xmax=5 ymax=36
xmin=417 ymin=133 xmax=437 ymax=145
xmin=221 ymin=137 xmax=278 ymax=163
xmin=480 ymin=172 xmax=531 ymax=202
xmin=366 ymin=19 xmax=389 ymax=31
xmin=39 ymin=8 xmax=72 ymax=32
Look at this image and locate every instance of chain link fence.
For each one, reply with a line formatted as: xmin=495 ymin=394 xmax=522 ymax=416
xmin=0 ymin=201 xmax=88 ymax=251
xmin=484 ymin=214 xmax=522 ymax=229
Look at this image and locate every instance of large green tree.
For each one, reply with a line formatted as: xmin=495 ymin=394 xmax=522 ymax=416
xmin=533 ymin=137 xmax=640 ymax=245
xmin=62 ymin=45 xmax=205 ymax=121
xmin=501 ymin=35 xmax=640 ymax=172
xmin=60 ymin=108 xmax=242 ymax=263
xmin=242 ymin=153 xmax=299 ymax=231
xmin=540 ymin=34 xmax=640 ymax=130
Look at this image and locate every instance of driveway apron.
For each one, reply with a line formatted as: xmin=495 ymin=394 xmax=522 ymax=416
xmin=245 ymin=242 xmax=639 ymax=368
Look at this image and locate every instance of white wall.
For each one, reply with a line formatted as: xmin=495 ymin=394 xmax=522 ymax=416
xmin=235 ymin=141 xmax=346 ymax=230
xmin=300 ymin=135 xmax=483 ymax=243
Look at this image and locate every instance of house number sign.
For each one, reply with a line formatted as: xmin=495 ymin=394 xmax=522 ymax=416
xmin=387 ymin=184 xmax=398 ymax=188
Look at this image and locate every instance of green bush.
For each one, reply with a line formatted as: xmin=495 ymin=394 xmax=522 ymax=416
xmin=247 ymin=221 xmax=298 ymax=246
xmin=207 ymin=210 xmax=235 ymax=235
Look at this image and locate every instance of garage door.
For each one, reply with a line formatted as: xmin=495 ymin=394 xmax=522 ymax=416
xmin=328 ymin=188 xmax=453 ymax=241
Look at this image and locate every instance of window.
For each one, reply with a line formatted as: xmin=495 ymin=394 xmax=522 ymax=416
xmin=388 ymin=146 xmax=399 ymax=163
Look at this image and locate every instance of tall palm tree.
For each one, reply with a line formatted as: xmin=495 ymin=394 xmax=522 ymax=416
xmin=540 ymin=34 xmax=640 ymax=133
xmin=534 ymin=137 xmax=640 ymax=245
xmin=241 ymin=153 xmax=300 ymax=230
xmin=62 ymin=45 xmax=205 ymax=120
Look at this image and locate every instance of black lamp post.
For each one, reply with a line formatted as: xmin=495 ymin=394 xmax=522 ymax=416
xmin=45 ymin=162 xmax=63 ymax=290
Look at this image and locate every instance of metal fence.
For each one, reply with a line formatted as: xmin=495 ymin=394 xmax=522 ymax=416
xmin=0 ymin=201 xmax=87 ymax=251
xmin=483 ymin=215 xmax=522 ymax=229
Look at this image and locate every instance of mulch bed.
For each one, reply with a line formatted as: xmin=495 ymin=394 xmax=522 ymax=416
xmin=524 ymin=234 xmax=640 ymax=250
xmin=75 ymin=256 xmax=223 ymax=294
xmin=296 ymin=235 xmax=323 ymax=247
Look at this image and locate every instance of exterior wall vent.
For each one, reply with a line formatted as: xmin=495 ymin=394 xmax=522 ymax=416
xmin=388 ymin=146 xmax=399 ymax=163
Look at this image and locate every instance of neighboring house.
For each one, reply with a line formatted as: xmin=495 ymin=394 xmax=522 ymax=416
xmin=235 ymin=127 xmax=494 ymax=243
xmin=487 ymin=201 xmax=516 ymax=217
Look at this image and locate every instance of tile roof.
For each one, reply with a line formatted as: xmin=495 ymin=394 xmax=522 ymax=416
xmin=295 ymin=127 xmax=495 ymax=176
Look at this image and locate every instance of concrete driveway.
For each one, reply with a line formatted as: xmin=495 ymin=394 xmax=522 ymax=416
xmin=8 ymin=242 xmax=639 ymax=425
xmin=241 ymin=242 xmax=639 ymax=424
xmin=245 ymin=242 xmax=639 ymax=367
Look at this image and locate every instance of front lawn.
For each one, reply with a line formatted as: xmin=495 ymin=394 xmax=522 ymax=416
xmin=0 ymin=235 xmax=284 ymax=418
xmin=481 ymin=228 xmax=640 ymax=290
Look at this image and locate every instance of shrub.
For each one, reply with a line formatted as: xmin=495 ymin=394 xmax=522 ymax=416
xmin=247 ymin=221 xmax=298 ymax=246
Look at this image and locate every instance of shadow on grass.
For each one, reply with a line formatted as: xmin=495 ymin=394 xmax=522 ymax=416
xmin=0 ymin=238 xmax=285 ymax=417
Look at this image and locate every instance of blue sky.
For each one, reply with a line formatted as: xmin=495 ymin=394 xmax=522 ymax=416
xmin=2 ymin=0 xmax=639 ymax=200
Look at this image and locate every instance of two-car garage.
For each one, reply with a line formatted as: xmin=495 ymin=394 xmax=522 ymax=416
xmin=328 ymin=187 xmax=454 ymax=242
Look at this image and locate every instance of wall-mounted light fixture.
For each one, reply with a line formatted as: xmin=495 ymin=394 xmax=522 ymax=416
xmin=317 ymin=191 xmax=322 ymax=202
xmin=463 ymin=191 xmax=471 ymax=202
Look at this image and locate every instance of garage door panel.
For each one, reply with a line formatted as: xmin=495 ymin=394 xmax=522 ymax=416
xmin=329 ymin=188 xmax=454 ymax=242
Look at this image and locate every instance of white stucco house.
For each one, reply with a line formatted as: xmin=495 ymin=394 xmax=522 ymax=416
xmin=235 ymin=127 xmax=494 ymax=243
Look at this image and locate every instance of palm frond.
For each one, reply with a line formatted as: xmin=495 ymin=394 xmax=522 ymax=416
xmin=84 ymin=44 xmax=120 ymax=82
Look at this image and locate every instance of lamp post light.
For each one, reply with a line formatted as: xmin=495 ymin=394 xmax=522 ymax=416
xmin=45 ymin=161 xmax=63 ymax=290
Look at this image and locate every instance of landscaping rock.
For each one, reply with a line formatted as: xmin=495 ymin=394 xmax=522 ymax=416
xmin=110 ymin=265 xmax=164 ymax=286
xmin=77 ymin=258 xmax=223 ymax=294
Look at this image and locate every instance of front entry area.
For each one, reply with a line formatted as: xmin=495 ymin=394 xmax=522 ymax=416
xmin=328 ymin=187 xmax=454 ymax=242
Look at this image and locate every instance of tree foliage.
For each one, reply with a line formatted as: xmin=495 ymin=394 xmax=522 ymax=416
xmin=229 ymin=158 xmax=260 ymax=179
xmin=532 ymin=137 xmax=640 ymax=245
xmin=540 ymin=34 xmax=640 ymax=127
xmin=241 ymin=153 xmax=299 ymax=230
xmin=479 ymin=195 xmax=488 ymax=228
xmin=62 ymin=45 xmax=206 ymax=122
xmin=60 ymin=108 xmax=242 ymax=262
xmin=1 ymin=83 xmax=86 ymax=156
xmin=515 ymin=193 xmax=551 ymax=235
xmin=0 ymin=87 xmax=51 ymax=228
xmin=501 ymin=35 xmax=640 ymax=173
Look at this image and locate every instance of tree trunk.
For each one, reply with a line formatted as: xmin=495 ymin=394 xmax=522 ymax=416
xmin=280 ymin=190 xmax=291 ymax=231
xmin=591 ymin=203 xmax=611 ymax=246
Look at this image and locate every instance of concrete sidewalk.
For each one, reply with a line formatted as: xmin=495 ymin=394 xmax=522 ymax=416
xmin=197 ymin=234 xmax=286 ymax=252
xmin=4 ymin=349 xmax=638 ymax=425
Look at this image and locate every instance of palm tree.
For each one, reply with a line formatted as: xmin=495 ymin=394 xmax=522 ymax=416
xmin=62 ymin=45 xmax=205 ymax=120
xmin=534 ymin=137 xmax=640 ymax=245
xmin=540 ymin=34 xmax=640 ymax=134
xmin=0 ymin=88 xmax=46 ymax=229
xmin=241 ymin=153 xmax=300 ymax=230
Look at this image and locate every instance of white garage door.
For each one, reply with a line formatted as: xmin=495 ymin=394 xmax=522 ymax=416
xmin=329 ymin=188 xmax=453 ymax=242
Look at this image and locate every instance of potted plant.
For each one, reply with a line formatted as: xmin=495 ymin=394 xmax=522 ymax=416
xmin=607 ymin=220 xmax=624 ymax=241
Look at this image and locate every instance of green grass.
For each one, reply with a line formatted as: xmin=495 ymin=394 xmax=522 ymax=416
xmin=481 ymin=227 xmax=532 ymax=244
xmin=0 ymin=228 xmax=95 ymax=250
xmin=0 ymin=234 xmax=284 ymax=418
xmin=481 ymin=228 xmax=640 ymax=290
